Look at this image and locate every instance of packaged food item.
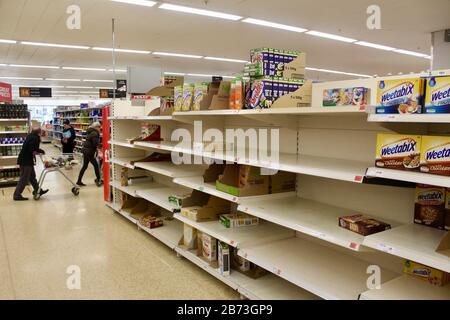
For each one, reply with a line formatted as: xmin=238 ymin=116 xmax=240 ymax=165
xmin=403 ymin=260 xmax=450 ymax=286
xmin=168 ymin=193 xmax=191 ymax=207
xmin=174 ymin=86 xmax=183 ymax=112
xmin=231 ymin=250 xmax=267 ymax=279
xmin=193 ymin=82 xmax=208 ymax=111
xmin=247 ymin=78 xmax=274 ymax=109
xmin=376 ymin=78 xmax=425 ymax=114
xmin=338 ymin=214 xmax=391 ymax=236
xmin=183 ymin=224 xmax=197 ymax=249
xmin=182 ymin=84 xmax=194 ymax=111
xmin=248 ymin=48 xmax=302 ymax=78
xmin=218 ymin=241 xmax=230 ymax=276
xmin=446 ymin=189 xmax=450 ymax=231
xmin=323 ymin=87 xmax=368 ymax=107
xmin=414 ymin=184 xmax=446 ymax=229
xmin=419 ymin=135 xmax=450 ymax=176
xmin=229 ymin=81 xmax=236 ymax=109
xmin=234 ymin=78 xmax=243 ymax=110
xmin=120 ymin=167 xmax=128 ymax=187
xmin=219 ymin=213 xmax=259 ymax=228
xmin=201 ymin=234 xmax=217 ymax=262
xmin=424 ymin=76 xmax=450 ymax=114
xmin=375 ymin=134 xmax=421 ymax=170
xmin=139 ymin=215 xmax=163 ymax=229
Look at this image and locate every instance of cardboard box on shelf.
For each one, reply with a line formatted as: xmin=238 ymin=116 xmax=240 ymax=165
xmin=201 ymin=233 xmax=218 ymax=262
xmin=248 ymin=48 xmax=306 ymax=79
xmin=219 ymin=213 xmax=259 ymax=228
xmin=180 ymin=190 xmax=232 ymax=222
xmin=424 ymin=76 xmax=450 ymax=114
xmin=139 ymin=215 xmax=164 ymax=229
xmin=231 ymin=249 xmax=268 ymax=279
xmin=218 ymin=241 xmax=230 ymax=276
xmin=338 ymin=214 xmax=391 ymax=236
xmin=209 ymin=81 xmax=231 ymax=110
xmin=120 ymin=167 xmax=128 ymax=187
xmin=375 ymin=133 xmax=422 ymax=171
xmin=146 ymin=76 xmax=184 ymax=98
xmin=174 ymin=86 xmax=183 ymax=112
xmin=183 ymin=224 xmax=197 ymax=250
xmin=375 ymin=78 xmax=425 ymax=114
xmin=216 ymin=164 xmax=269 ymax=197
xmin=403 ymin=260 xmax=450 ymax=286
xmin=322 ymin=87 xmax=369 ymax=107
xmin=414 ymin=184 xmax=446 ymax=230
xmin=193 ymin=82 xmax=209 ymax=111
xmin=420 ymin=135 xmax=450 ymax=176
xmin=270 ymin=171 xmax=296 ymax=194
xmin=168 ymin=192 xmax=192 ymax=208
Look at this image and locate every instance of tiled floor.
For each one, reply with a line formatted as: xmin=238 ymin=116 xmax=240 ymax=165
xmin=0 ymin=145 xmax=238 ymax=300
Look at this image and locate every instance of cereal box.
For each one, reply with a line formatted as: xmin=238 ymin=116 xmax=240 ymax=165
xmin=420 ymin=135 xmax=450 ymax=176
xmin=182 ymin=84 xmax=194 ymax=111
xmin=247 ymin=78 xmax=273 ymax=109
xmin=424 ymin=76 xmax=450 ymax=114
xmin=414 ymin=184 xmax=446 ymax=229
xmin=403 ymin=260 xmax=450 ymax=286
xmin=323 ymin=87 xmax=368 ymax=107
xmin=376 ymin=78 xmax=425 ymax=114
xmin=445 ymin=188 xmax=450 ymax=231
xmin=174 ymin=85 xmax=183 ymax=111
xmin=338 ymin=214 xmax=391 ymax=236
xmin=218 ymin=241 xmax=230 ymax=276
xmin=193 ymin=82 xmax=208 ymax=111
xmin=375 ymin=134 xmax=422 ymax=170
xmin=202 ymin=234 xmax=217 ymax=262
xmin=219 ymin=213 xmax=259 ymax=228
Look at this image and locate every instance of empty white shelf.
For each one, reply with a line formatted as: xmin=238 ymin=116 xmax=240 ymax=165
xmin=366 ymin=167 xmax=450 ymax=188
xmin=110 ymin=180 xmax=163 ymax=197
xmin=135 ymin=162 xmax=206 ymax=179
xmin=109 ymin=157 xmax=138 ymax=169
xmin=363 ymin=224 xmax=450 ymax=273
xmin=360 ymin=275 xmax=450 ymax=300
xmin=136 ymin=186 xmax=190 ymax=212
xmin=138 ymin=217 xmax=183 ymax=250
xmin=174 ymin=213 xmax=294 ymax=248
xmin=238 ymin=192 xmax=372 ymax=251
xmin=109 ymin=115 xmax=173 ymax=121
xmin=106 ymin=202 xmax=138 ymax=225
xmin=368 ymin=113 xmax=450 ymax=123
xmin=174 ymin=176 xmax=241 ymax=203
xmin=238 ymin=237 xmax=398 ymax=300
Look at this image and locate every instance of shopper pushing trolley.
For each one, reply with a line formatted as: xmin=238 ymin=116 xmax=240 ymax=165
xmin=77 ymin=122 xmax=103 ymax=187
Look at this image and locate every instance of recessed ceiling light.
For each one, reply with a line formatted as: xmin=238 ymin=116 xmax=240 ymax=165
xmin=153 ymin=52 xmax=203 ymax=59
xmin=83 ymin=79 xmax=114 ymax=83
xmin=46 ymin=78 xmax=81 ymax=82
xmin=0 ymin=39 xmax=17 ymax=44
xmin=21 ymin=41 xmax=90 ymax=50
xmin=63 ymin=67 xmax=107 ymax=71
xmin=242 ymin=18 xmax=307 ymax=33
xmin=306 ymin=30 xmax=357 ymax=43
xmin=108 ymin=69 xmax=127 ymax=72
xmin=393 ymin=49 xmax=430 ymax=58
xmin=67 ymin=86 xmax=95 ymax=89
xmin=9 ymin=64 xmax=60 ymax=69
xmin=110 ymin=0 xmax=157 ymax=7
xmin=159 ymin=3 xmax=242 ymax=21
xmin=92 ymin=47 xmax=151 ymax=54
xmin=204 ymin=57 xmax=248 ymax=63
xmin=354 ymin=41 xmax=395 ymax=51
xmin=0 ymin=76 xmax=44 ymax=80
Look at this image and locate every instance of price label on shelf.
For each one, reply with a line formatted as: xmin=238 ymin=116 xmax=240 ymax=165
xmin=273 ymin=267 xmax=282 ymax=276
xmin=198 ymin=187 xmax=204 ymax=192
xmin=377 ymin=243 xmax=395 ymax=254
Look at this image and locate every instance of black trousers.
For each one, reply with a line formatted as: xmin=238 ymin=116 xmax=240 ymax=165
xmin=77 ymin=153 xmax=100 ymax=183
xmin=62 ymin=143 xmax=75 ymax=155
xmin=14 ymin=165 xmax=39 ymax=198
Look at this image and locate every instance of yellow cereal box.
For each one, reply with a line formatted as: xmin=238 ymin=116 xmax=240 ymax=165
xmin=193 ymin=82 xmax=208 ymax=111
xmin=375 ymin=134 xmax=421 ymax=170
xmin=420 ymin=135 xmax=450 ymax=176
xmin=174 ymin=86 xmax=183 ymax=112
xmin=182 ymin=84 xmax=194 ymax=111
xmin=376 ymin=78 xmax=425 ymax=114
xmin=424 ymin=76 xmax=450 ymax=114
xmin=403 ymin=260 xmax=450 ymax=286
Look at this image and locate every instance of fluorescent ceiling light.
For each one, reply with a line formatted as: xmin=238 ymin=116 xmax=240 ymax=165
xmin=153 ymin=52 xmax=203 ymax=59
xmin=108 ymin=69 xmax=127 ymax=72
xmin=164 ymin=72 xmax=186 ymax=76
xmin=0 ymin=39 xmax=17 ymax=44
xmin=67 ymin=86 xmax=95 ymax=89
xmin=13 ymin=85 xmax=64 ymax=88
xmin=95 ymin=87 xmax=113 ymax=89
xmin=53 ymin=91 xmax=79 ymax=94
xmin=92 ymin=47 xmax=151 ymax=54
xmin=46 ymin=78 xmax=81 ymax=82
xmin=159 ymin=3 xmax=242 ymax=21
xmin=83 ymin=79 xmax=114 ymax=83
xmin=0 ymin=76 xmax=44 ymax=80
xmin=63 ymin=67 xmax=107 ymax=71
xmin=204 ymin=57 xmax=248 ymax=63
xmin=110 ymin=0 xmax=156 ymax=7
xmin=355 ymin=41 xmax=395 ymax=51
xmin=242 ymin=18 xmax=307 ymax=33
xmin=393 ymin=49 xmax=430 ymax=58
xmin=79 ymin=91 xmax=99 ymax=94
xmin=305 ymin=67 xmax=371 ymax=78
xmin=0 ymin=64 xmax=7 ymax=66
xmin=306 ymin=30 xmax=357 ymax=43
xmin=21 ymin=41 xmax=90 ymax=50
xmin=9 ymin=64 xmax=60 ymax=69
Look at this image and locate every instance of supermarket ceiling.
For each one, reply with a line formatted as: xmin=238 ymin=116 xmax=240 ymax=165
xmin=0 ymin=0 xmax=449 ymax=91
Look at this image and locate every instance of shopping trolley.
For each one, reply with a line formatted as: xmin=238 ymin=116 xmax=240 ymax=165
xmin=34 ymin=153 xmax=81 ymax=200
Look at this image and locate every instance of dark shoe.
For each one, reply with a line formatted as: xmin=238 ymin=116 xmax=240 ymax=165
xmin=77 ymin=182 xmax=87 ymax=187
xmin=33 ymin=189 xmax=49 ymax=196
xmin=95 ymin=179 xmax=103 ymax=187
xmin=14 ymin=196 xmax=29 ymax=201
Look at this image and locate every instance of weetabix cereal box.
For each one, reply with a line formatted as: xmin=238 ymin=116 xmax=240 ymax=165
xmin=375 ymin=134 xmax=422 ymax=170
xmin=420 ymin=135 xmax=450 ymax=176
xmin=414 ymin=184 xmax=446 ymax=229
xmin=376 ymin=78 xmax=425 ymax=114
xmin=424 ymin=76 xmax=450 ymax=114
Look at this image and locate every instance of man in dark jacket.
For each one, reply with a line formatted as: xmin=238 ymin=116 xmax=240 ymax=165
xmin=77 ymin=122 xmax=102 ymax=187
xmin=61 ymin=119 xmax=76 ymax=155
xmin=13 ymin=128 xmax=49 ymax=201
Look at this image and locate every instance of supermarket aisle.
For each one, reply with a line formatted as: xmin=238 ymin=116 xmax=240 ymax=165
xmin=0 ymin=145 xmax=238 ymax=300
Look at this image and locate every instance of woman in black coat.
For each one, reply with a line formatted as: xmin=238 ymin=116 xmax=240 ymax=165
xmin=76 ymin=122 xmax=102 ymax=187
xmin=61 ymin=119 xmax=76 ymax=155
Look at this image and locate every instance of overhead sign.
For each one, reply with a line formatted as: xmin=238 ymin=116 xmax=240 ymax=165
xmin=0 ymin=82 xmax=12 ymax=102
xmin=116 ymin=79 xmax=127 ymax=98
xmin=19 ymin=87 xmax=52 ymax=98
